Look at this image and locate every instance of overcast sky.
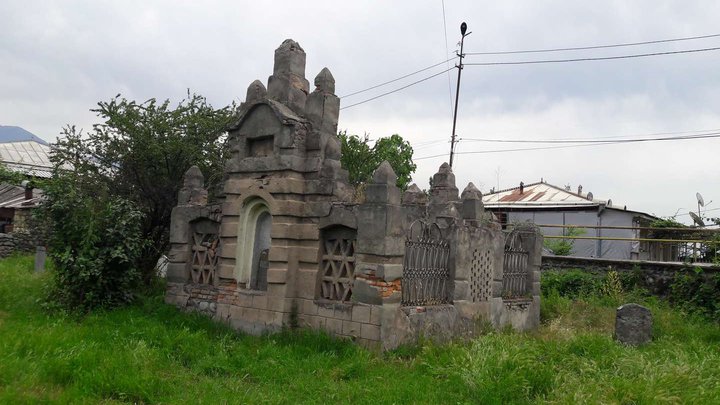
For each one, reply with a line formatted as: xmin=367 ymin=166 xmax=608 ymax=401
xmin=2 ymin=0 xmax=719 ymax=223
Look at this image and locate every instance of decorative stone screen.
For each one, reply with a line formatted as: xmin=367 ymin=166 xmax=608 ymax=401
xmin=502 ymin=230 xmax=529 ymax=298
xmin=401 ymin=220 xmax=451 ymax=306
xmin=190 ymin=219 xmax=220 ymax=285
xmin=319 ymin=226 xmax=357 ymax=301
xmin=469 ymin=249 xmax=493 ymax=302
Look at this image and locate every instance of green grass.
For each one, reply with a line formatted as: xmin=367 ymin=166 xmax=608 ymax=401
xmin=1 ymin=256 xmax=719 ymax=404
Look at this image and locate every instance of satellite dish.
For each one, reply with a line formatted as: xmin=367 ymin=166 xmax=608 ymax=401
xmin=697 ymin=192 xmax=705 ymax=207
xmin=689 ymin=211 xmax=705 ymax=227
xmin=587 ymin=192 xmax=593 ymax=201
xmin=607 ymin=199 xmax=612 ymax=207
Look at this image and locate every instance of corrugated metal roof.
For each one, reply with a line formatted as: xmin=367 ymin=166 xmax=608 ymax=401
xmin=0 ymin=141 xmax=53 ymax=178
xmin=483 ymin=182 xmax=600 ymax=208
xmin=482 ymin=181 xmax=657 ymax=220
xmin=0 ymin=183 xmax=43 ymax=208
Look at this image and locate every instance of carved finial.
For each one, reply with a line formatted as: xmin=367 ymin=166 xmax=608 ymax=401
xmin=273 ymin=39 xmax=306 ymax=76
xmin=402 ymin=183 xmax=428 ymax=205
xmin=461 ymin=182 xmax=482 ymax=200
xmin=314 ymin=67 xmax=335 ymax=94
xmin=245 ymin=80 xmax=267 ymax=104
xmin=372 ymin=161 xmax=397 ymax=185
xmin=432 ymin=162 xmax=456 ymax=188
xmin=178 ymin=165 xmax=207 ymax=206
xmin=183 ymin=165 xmax=204 ymax=188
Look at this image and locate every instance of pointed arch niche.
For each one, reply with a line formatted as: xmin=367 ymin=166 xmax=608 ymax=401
xmin=236 ymin=197 xmax=272 ymax=290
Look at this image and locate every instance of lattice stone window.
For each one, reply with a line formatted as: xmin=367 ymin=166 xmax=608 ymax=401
xmin=190 ymin=219 xmax=220 ymax=285
xmin=469 ymin=249 xmax=493 ymax=302
xmin=502 ymin=230 xmax=530 ymax=298
xmin=319 ymin=226 xmax=356 ymax=301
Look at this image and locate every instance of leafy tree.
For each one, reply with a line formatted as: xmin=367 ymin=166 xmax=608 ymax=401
xmin=337 ymin=131 xmax=416 ymax=190
xmin=0 ymin=164 xmax=27 ymax=185
xmin=41 ymin=169 xmax=146 ymax=312
xmin=50 ymin=92 xmax=237 ymax=283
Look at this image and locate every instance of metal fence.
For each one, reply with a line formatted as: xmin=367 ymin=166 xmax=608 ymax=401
xmin=513 ymin=223 xmax=720 ymax=264
xmin=401 ymin=220 xmax=451 ymax=306
xmin=502 ymin=230 xmax=530 ymax=298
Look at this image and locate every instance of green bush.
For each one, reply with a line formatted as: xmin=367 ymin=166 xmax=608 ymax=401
xmin=42 ymin=172 xmax=147 ymax=312
xmin=541 ymin=270 xmax=603 ymax=298
xmin=669 ymin=267 xmax=720 ymax=321
xmin=543 ymin=226 xmax=585 ymax=256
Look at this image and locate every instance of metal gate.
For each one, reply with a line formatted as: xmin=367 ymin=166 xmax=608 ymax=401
xmin=502 ymin=230 xmax=529 ymax=298
xmin=401 ymin=220 xmax=451 ymax=306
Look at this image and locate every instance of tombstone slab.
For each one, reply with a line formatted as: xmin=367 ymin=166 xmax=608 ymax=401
xmin=615 ymin=303 xmax=652 ymax=346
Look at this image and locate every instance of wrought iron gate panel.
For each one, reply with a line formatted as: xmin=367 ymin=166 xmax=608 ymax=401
xmin=502 ymin=230 xmax=529 ymax=297
xmin=401 ymin=220 xmax=451 ymax=306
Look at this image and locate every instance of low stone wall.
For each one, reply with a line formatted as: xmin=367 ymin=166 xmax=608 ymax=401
xmin=541 ymin=255 xmax=720 ymax=295
xmin=0 ymin=232 xmax=35 ymax=258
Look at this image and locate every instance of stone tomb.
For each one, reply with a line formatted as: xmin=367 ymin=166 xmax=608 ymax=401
xmin=165 ymin=39 xmax=542 ymax=350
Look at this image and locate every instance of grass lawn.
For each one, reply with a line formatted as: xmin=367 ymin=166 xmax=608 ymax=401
xmin=1 ymin=255 xmax=719 ymax=404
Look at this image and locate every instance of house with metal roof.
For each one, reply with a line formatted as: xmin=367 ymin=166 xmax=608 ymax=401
xmin=0 ymin=127 xmax=52 ymax=234
xmin=0 ymin=140 xmax=53 ymax=179
xmin=482 ymin=181 xmax=658 ymax=260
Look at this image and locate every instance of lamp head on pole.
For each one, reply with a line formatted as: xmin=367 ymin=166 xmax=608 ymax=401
xmin=460 ymin=22 xmax=467 ymax=36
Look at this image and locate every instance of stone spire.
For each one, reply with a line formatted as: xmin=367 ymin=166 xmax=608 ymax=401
xmin=461 ymin=182 xmax=482 ymax=200
xmin=461 ymin=182 xmax=485 ymax=220
xmin=306 ymin=67 xmax=340 ymax=152
xmin=402 ymin=183 xmax=428 ymax=205
xmin=177 ymin=166 xmax=208 ymax=206
xmin=245 ymin=80 xmax=267 ymax=105
xmin=364 ymin=161 xmax=400 ymax=204
xmin=267 ymin=39 xmax=310 ymax=115
xmin=372 ymin=161 xmax=397 ymax=185
xmin=429 ymin=162 xmax=459 ymax=204
xmin=314 ymin=67 xmax=335 ymax=94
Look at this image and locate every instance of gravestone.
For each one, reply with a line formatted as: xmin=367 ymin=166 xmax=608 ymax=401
xmin=615 ymin=303 xmax=652 ymax=346
xmin=34 ymin=246 xmax=46 ymax=273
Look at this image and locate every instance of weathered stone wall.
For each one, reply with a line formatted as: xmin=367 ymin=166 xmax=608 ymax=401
xmin=542 ymin=255 xmax=720 ymax=296
xmin=0 ymin=232 xmax=34 ymax=258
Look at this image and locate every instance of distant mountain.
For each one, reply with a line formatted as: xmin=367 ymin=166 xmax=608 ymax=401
xmin=0 ymin=126 xmax=49 ymax=145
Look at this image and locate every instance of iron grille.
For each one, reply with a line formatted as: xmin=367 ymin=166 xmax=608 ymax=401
xmin=401 ymin=220 xmax=451 ymax=306
xmin=502 ymin=230 xmax=529 ymax=298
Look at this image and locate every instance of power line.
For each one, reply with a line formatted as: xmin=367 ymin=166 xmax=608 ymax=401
xmin=340 ymin=67 xmax=455 ymax=110
xmin=415 ymin=131 xmax=720 ymax=160
xmin=465 ymin=46 xmax=720 ymax=66
xmin=675 ymin=207 xmax=720 ymax=217
xmin=461 ymin=129 xmax=720 ymax=144
xmin=466 ymin=33 xmax=720 ymax=55
xmin=339 ymin=57 xmax=457 ymax=99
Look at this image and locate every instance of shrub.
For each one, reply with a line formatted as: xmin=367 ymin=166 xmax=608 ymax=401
xmin=599 ymin=270 xmax=623 ymax=302
xmin=669 ymin=267 xmax=720 ymax=321
xmin=41 ymin=172 xmax=147 ymax=312
xmin=543 ymin=226 xmax=585 ymax=256
xmin=541 ymin=269 xmax=603 ymax=298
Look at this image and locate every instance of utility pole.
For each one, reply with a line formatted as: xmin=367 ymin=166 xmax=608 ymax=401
xmin=449 ymin=22 xmax=471 ymax=168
